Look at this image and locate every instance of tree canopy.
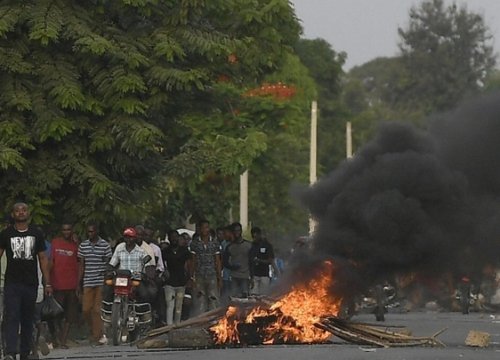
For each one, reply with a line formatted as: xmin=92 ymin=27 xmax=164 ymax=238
xmin=340 ymin=0 xmax=497 ymax=156
xmin=0 ymin=0 xmax=305 ymax=235
xmin=295 ymin=38 xmax=347 ymax=174
xmin=397 ymin=0 xmax=496 ymax=112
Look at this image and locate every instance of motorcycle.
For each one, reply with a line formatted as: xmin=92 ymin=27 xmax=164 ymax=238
xmin=456 ymin=276 xmax=477 ymax=315
xmin=101 ymin=256 xmax=152 ymax=345
xmin=361 ymin=283 xmax=398 ymax=322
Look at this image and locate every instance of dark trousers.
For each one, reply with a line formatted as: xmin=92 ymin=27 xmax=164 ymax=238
xmin=4 ymin=283 xmax=37 ymax=356
xmin=230 ymin=277 xmax=249 ymax=298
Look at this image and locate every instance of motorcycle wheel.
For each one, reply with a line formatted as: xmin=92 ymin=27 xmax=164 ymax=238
xmin=460 ymin=284 xmax=470 ymax=315
xmin=374 ymin=285 xmax=386 ymax=322
xmin=338 ymin=298 xmax=355 ymax=320
xmin=111 ymin=302 xmax=124 ymax=345
xmin=374 ymin=308 xmax=385 ymax=322
xmin=461 ymin=295 xmax=470 ymax=314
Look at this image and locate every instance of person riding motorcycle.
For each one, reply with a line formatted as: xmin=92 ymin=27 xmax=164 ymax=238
xmin=103 ymin=228 xmax=155 ymax=307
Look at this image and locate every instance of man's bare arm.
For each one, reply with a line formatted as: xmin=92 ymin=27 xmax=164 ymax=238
xmin=38 ymin=251 xmax=53 ymax=296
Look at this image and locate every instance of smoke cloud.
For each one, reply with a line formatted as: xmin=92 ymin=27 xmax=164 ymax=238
xmin=302 ymin=92 xmax=500 ymax=286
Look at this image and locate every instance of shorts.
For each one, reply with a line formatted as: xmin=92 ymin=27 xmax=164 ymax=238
xmin=53 ymin=289 xmax=79 ymax=324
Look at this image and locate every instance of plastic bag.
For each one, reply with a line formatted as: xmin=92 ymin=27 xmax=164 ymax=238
xmin=40 ymin=295 xmax=64 ymax=320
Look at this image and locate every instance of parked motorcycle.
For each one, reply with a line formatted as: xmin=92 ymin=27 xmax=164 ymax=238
xmin=101 ymin=256 xmax=152 ymax=345
xmin=456 ymin=276 xmax=477 ymax=315
xmin=360 ymin=283 xmax=398 ymax=322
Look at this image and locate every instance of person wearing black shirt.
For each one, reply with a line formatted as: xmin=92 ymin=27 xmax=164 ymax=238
xmin=249 ymin=227 xmax=276 ymax=295
xmin=162 ymin=232 xmax=193 ymax=325
xmin=0 ymin=203 xmax=52 ymax=360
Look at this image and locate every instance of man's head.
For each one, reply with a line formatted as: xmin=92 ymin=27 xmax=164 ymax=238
xmin=223 ymin=225 xmax=235 ymax=242
xmin=181 ymin=232 xmax=191 ymax=243
xmin=178 ymin=233 xmax=189 ymax=247
xmin=123 ymin=227 xmax=137 ymax=248
xmin=87 ymin=223 xmax=99 ymax=241
xmin=144 ymin=228 xmax=155 ymax=244
xmin=135 ymin=225 xmax=145 ymax=245
xmin=61 ymin=222 xmax=73 ymax=241
xmin=12 ymin=202 xmax=29 ymax=223
xmin=231 ymin=222 xmax=242 ymax=240
xmin=251 ymin=227 xmax=262 ymax=242
xmin=216 ymin=227 xmax=224 ymax=241
xmin=198 ymin=220 xmax=210 ymax=238
xmin=167 ymin=229 xmax=179 ymax=246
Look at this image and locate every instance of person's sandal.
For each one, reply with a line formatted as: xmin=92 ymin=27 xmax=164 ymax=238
xmin=38 ymin=335 xmax=50 ymax=356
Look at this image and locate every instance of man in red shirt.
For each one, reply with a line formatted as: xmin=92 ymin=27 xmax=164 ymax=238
xmin=50 ymin=222 xmax=79 ymax=348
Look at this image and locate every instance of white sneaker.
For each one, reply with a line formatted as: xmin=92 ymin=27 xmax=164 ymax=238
xmin=97 ymin=334 xmax=108 ymax=345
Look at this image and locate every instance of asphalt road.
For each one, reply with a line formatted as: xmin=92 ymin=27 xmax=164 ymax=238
xmin=45 ymin=312 xmax=500 ymax=360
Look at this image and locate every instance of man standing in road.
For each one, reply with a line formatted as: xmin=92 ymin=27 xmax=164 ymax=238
xmin=50 ymin=222 xmax=79 ymax=348
xmin=143 ymin=226 xmax=166 ymax=324
xmin=190 ymin=220 xmax=222 ymax=315
xmin=220 ymin=225 xmax=234 ymax=303
xmin=225 ymin=222 xmax=252 ymax=298
xmin=249 ymin=227 xmax=276 ymax=295
xmin=78 ymin=223 xmax=112 ymax=345
xmin=163 ymin=231 xmax=193 ymax=325
xmin=0 ymin=203 xmax=52 ymax=360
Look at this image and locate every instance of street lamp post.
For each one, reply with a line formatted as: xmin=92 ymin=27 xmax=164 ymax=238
xmin=309 ymin=101 xmax=317 ymax=236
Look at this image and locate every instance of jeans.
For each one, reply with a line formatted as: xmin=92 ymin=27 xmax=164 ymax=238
xmin=193 ymin=276 xmax=219 ymax=316
xmin=164 ymin=285 xmax=185 ymax=325
xmin=231 ymin=277 xmax=249 ymax=298
xmin=4 ymin=283 xmax=37 ymax=356
xmin=251 ymin=276 xmax=271 ymax=295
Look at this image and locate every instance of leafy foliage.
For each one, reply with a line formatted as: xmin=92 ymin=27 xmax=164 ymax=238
xmin=294 ymin=38 xmax=347 ymax=174
xmin=340 ymin=0 xmax=497 ymax=156
xmin=0 ymin=0 xmax=302 ymax=236
xmin=397 ymin=0 xmax=496 ymax=112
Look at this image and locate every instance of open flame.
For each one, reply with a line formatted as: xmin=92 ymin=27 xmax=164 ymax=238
xmin=210 ymin=260 xmax=341 ymax=345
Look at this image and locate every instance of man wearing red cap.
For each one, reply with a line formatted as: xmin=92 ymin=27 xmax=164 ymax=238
xmin=108 ymin=228 xmax=147 ymax=274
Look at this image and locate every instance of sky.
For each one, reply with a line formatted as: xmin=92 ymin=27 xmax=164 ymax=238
xmin=291 ymin=0 xmax=500 ymax=70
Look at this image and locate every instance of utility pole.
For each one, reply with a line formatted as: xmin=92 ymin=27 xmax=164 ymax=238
xmin=240 ymin=170 xmax=248 ymax=232
xmin=309 ymin=101 xmax=318 ymax=236
xmin=346 ymin=121 xmax=353 ymax=158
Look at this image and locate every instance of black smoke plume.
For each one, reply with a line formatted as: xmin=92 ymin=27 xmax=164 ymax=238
xmin=301 ymin=92 xmax=500 ymax=288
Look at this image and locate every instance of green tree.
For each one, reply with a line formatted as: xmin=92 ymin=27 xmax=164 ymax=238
xmin=398 ymin=0 xmax=496 ymax=112
xmin=156 ymin=52 xmax=317 ymax=237
xmin=294 ymin=38 xmax=347 ymax=174
xmin=343 ymin=57 xmax=425 ymax=150
xmin=347 ymin=57 xmax=406 ymax=110
xmin=0 ymin=0 xmax=301 ymax=235
xmin=484 ymin=69 xmax=500 ymax=92
xmin=246 ymin=53 xmax=317 ymax=238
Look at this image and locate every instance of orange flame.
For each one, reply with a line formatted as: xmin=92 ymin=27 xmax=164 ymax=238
xmin=211 ymin=261 xmax=341 ymax=345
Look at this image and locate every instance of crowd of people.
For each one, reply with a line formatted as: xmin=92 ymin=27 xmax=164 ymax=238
xmin=4 ymin=203 xmax=496 ymax=360
xmin=0 ymin=203 xmax=281 ymax=359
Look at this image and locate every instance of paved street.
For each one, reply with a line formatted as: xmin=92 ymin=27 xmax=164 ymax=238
xmin=46 ymin=312 xmax=499 ymax=360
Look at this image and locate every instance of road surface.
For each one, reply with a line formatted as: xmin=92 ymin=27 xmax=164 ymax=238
xmin=45 ymin=312 xmax=500 ymax=360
